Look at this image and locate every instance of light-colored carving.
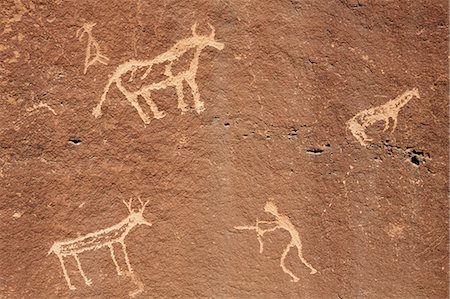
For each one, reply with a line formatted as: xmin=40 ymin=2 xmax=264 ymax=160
xmin=48 ymin=198 xmax=151 ymax=292
xmin=76 ymin=23 xmax=109 ymax=74
xmin=234 ymin=200 xmax=317 ymax=282
xmin=26 ymin=101 xmax=57 ymax=115
xmin=346 ymin=88 xmax=420 ymax=146
xmin=92 ymin=23 xmax=224 ymax=124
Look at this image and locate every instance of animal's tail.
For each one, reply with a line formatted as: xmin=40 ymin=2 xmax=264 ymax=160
xmin=92 ymin=78 xmax=114 ymax=118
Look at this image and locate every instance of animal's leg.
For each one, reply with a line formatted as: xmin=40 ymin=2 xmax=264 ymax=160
xmin=73 ymin=254 xmax=92 ymax=286
xmin=121 ymin=242 xmax=134 ymax=274
xmin=391 ymin=114 xmax=399 ymax=134
xmin=109 ymin=244 xmax=123 ymax=276
xmin=295 ymin=244 xmax=317 ymax=274
xmin=382 ymin=118 xmax=391 ymax=132
xmin=140 ymin=90 xmax=166 ymax=119
xmin=57 ymin=255 xmax=76 ymax=290
xmin=280 ymin=241 xmax=299 ymax=282
xmin=186 ymin=78 xmax=204 ymax=113
xmin=175 ymin=82 xmax=189 ymax=112
xmin=127 ymin=93 xmax=152 ymax=124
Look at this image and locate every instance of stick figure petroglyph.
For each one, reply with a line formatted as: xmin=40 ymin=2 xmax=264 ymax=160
xmin=346 ymin=88 xmax=420 ymax=146
xmin=76 ymin=22 xmax=109 ymax=74
xmin=48 ymin=198 xmax=151 ymax=293
xmin=92 ymin=23 xmax=224 ymax=124
xmin=234 ymin=200 xmax=317 ymax=282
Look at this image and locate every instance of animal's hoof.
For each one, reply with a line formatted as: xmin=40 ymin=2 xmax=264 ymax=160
xmin=92 ymin=107 xmax=102 ymax=118
xmin=195 ymin=102 xmax=205 ymax=113
xmin=69 ymin=285 xmax=76 ymax=290
xmin=310 ymin=269 xmax=317 ymax=275
xmin=178 ymin=105 xmax=189 ymax=113
xmin=86 ymin=279 xmax=93 ymax=286
xmin=154 ymin=111 xmax=166 ymax=119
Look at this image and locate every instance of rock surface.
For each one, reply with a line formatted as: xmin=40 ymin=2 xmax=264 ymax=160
xmin=0 ymin=0 xmax=448 ymax=298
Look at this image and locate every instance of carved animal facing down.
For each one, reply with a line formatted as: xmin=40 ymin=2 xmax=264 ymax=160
xmin=234 ymin=200 xmax=317 ymax=282
xmin=346 ymin=88 xmax=420 ymax=146
xmin=48 ymin=198 xmax=151 ymax=292
xmin=92 ymin=23 xmax=225 ymax=124
xmin=76 ymin=22 xmax=109 ymax=74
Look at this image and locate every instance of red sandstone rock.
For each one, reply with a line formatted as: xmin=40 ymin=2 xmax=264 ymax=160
xmin=0 ymin=0 xmax=448 ymax=298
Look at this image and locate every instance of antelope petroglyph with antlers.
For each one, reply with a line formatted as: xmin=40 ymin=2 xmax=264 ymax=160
xmin=48 ymin=198 xmax=151 ymax=292
xmin=346 ymin=88 xmax=420 ymax=146
xmin=234 ymin=200 xmax=317 ymax=282
xmin=92 ymin=23 xmax=224 ymax=124
xmin=76 ymin=22 xmax=109 ymax=74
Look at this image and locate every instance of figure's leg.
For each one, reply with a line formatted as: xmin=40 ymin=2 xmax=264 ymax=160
xmin=280 ymin=242 xmax=299 ymax=282
xmin=185 ymin=78 xmax=204 ymax=113
xmin=121 ymin=242 xmax=134 ymax=274
xmin=141 ymin=90 xmax=166 ymax=119
xmin=57 ymin=255 xmax=76 ymax=290
xmin=73 ymin=254 xmax=92 ymax=286
xmin=295 ymin=244 xmax=317 ymax=274
xmin=175 ymin=82 xmax=189 ymax=112
xmin=109 ymin=244 xmax=123 ymax=276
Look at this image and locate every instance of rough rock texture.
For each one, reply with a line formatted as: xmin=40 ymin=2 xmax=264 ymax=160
xmin=0 ymin=0 xmax=448 ymax=298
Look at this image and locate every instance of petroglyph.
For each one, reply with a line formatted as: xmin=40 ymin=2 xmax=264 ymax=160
xmin=346 ymin=88 xmax=420 ymax=146
xmin=92 ymin=23 xmax=224 ymax=124
xmin=76 ymin=23 xmax=109 ymax=74
xmin=26 ymin=101 xmax=57 ymax=115
xmin=48 ymin=198 xmax=152 ymax=292
xmin=234 ymin=200 xmax=317 ymax=282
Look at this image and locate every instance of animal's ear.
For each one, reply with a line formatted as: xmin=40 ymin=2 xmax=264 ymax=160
xmin=191 ymin=23 xmax=198 ymax=36
xmin=207 ymin=23 xmax=215 ymax=38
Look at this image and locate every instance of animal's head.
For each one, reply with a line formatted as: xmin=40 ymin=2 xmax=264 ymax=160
xmin=191 ymin=23 xmax=225 ymax=51
xmin=123 ymin=197 xmax=152 ymax=227
xmin=264 ymin=200 xmax=279 ymax=216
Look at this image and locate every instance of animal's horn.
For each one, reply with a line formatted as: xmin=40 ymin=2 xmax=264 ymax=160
xmin=142 ymin=200 xmax=150 ymax=211
xmin=207 ymin=22 xmax=215 ymax=37
xmin=191 ymin=23 xmax=198 ymax=36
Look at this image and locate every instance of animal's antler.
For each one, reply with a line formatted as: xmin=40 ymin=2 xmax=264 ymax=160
xmin=123 ymin=198 xmax=134 ymax=213
xmin=136 ymin=196 xmax=150 ymax=212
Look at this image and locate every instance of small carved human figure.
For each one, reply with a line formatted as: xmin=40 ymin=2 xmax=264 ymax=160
xmin=234 ymin=200 xmax=317 ymax=282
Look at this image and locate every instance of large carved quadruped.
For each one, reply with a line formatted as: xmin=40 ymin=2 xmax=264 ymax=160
xmin=48 ymin=198 xmax=151 ymax=296
xmin=92 ymin=23 xmax=225 ymax=124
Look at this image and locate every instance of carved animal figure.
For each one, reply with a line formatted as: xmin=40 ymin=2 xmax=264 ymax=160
xmin=235 ymin=200 xmax=317 ymax=282
xmin=76 ymin=22 xmax=109 ymax=74
xmin=346 ymin=88 xmax=420 ymax=146
xmin=92 ymin=23 xmax=225 ymax=124
xmin=48 ymin=198 xmax=151 ymax=290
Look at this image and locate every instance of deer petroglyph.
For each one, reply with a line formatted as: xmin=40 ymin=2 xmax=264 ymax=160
xmin=234 ymin=200 xmax=317 ymax=282
xmin=346 ymin=88 xmax=420 ymax=146
xmin=48 ymin=198 xmax=151 ymax=294
xmin=76 ymin=23 xmax=109 ymax=74
xmin=92 ymin=23 xmax=224 ymax=124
